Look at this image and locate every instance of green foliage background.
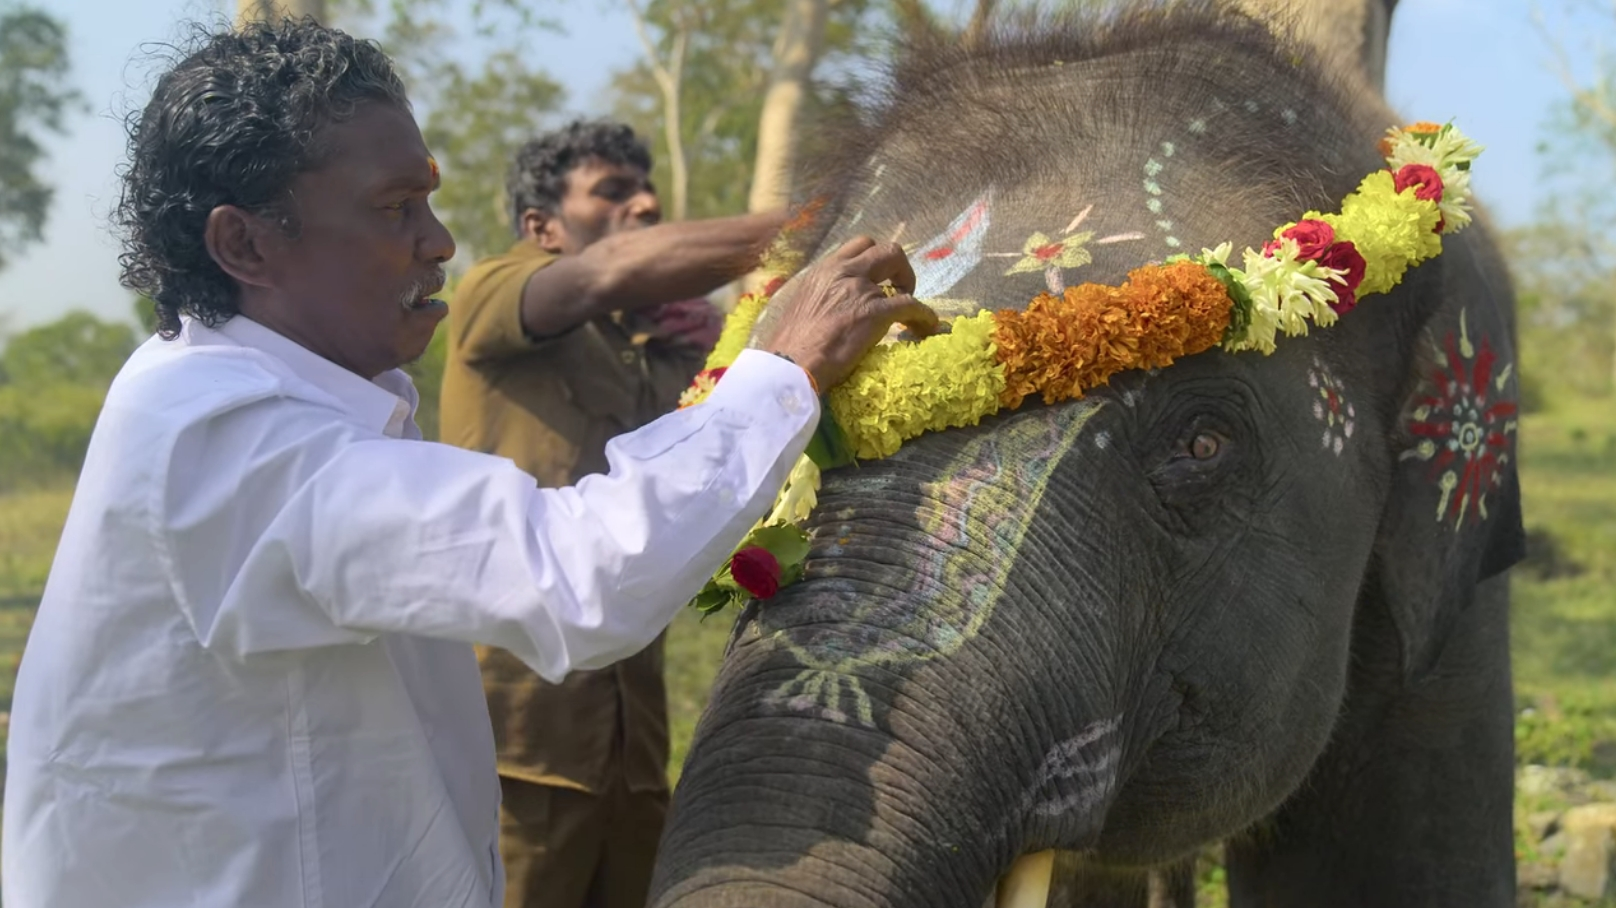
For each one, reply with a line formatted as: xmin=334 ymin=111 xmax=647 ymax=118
xmin=0 ymin=2 xmax=82 ymax=272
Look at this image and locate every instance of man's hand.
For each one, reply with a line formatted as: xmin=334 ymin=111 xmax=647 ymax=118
xmin=646 ymin=298 xmax=723 ymax=352
xmin=755 ymin=237 xmax=939 ymax=392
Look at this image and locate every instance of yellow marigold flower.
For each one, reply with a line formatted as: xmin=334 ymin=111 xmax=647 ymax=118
xmin=705 ymin=292 xmax=771 ymax=372
xmin=1308 ymin=171 xmax=1441 ymax=297
xmin=828 ymin=311 xmax=1005 ymax=459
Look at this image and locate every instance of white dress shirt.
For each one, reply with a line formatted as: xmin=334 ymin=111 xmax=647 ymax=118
xmin=2 ymin=316 xmax=817 ymax=908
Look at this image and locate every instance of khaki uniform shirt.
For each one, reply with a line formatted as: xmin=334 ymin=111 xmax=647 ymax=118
xmin=440 ymin=241 xmax=704 ymax=794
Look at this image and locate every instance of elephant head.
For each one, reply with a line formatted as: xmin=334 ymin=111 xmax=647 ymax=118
xmin=653 ymin=5 xmax=1524 ymax=907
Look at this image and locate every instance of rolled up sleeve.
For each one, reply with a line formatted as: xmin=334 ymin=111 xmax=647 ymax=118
xmin=218 ymin=350 xmax=818 ymax=680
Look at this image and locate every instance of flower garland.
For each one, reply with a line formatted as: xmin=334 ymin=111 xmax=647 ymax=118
xmin=685 ymin=122 xmax=1483 ymax=614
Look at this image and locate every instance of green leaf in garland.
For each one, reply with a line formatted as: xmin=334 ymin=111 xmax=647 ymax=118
xmin=1205 ymin=260 xmax=1255 ymax=346
xmin=804 ymin=408 xmax=856 ymax=470
xmin=746 ymin=523 xmax=811 ymax=566
xmin=692 ymin=585 xmax=738 ymax=615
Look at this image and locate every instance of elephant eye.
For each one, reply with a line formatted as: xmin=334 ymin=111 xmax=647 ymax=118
xmin=1190 ymin=432 xmax=1220 ymax=460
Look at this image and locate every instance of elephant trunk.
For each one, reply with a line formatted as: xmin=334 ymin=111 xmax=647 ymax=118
xmin=648 ymin=608 xmax=1126 ymax=908
xmin=650 ymin=720 xmax=984 ymax=908
xmin=653 ymin=408 xmax=1136 ymax=906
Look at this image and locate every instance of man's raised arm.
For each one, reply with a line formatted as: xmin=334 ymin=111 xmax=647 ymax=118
xmin=518 ymin=211 xmax=786 ymax=339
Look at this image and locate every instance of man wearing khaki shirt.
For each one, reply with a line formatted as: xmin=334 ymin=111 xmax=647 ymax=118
xmin=440 ymin=120 xmax=782 ymax=908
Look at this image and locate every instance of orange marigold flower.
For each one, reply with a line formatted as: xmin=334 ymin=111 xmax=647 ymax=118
xmin=993 ymin=261 xmax=1232 ymax=408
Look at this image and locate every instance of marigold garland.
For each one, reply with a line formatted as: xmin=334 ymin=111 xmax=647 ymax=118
xmin=995 ymin=261 xmax=1233 ymax=409
xmin=681 ymin=121 xmax=1484 ymax=614
xmin=828 ymin=311 xmax=1005 ymax=459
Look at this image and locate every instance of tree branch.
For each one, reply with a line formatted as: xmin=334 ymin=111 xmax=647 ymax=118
xmin=625 ymin=0 xmax=674 ymax=90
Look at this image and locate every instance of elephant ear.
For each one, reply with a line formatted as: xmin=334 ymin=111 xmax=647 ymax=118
xmin=1370 ymin=229 xmax=1526 ymax=679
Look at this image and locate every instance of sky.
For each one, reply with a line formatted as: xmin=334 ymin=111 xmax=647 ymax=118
xmin=1 ymin=0 xmax=1602 ymax=331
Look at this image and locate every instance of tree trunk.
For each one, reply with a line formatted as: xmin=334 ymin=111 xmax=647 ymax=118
xmin=1233 ymin=0 xmax=1396 ymax=91
xmin=660 ymin=28 xmax=690 ymax=223
xmin=962 ymin=0 xmax=997 ymax=49
xmin=236 ymin=0 xmax=325 ymax=26
xmin=627 ymin=0 xmax=691 ymax=222
xmin=746 ymin=0 xmax=830 ymax=215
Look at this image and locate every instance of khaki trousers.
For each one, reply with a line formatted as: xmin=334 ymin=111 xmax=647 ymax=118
xmin=498 ymin=775 xmax=669 ymax=908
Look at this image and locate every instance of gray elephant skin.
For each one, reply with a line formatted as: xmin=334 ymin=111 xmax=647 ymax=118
xmin=650 ymin=5 xmax=1526 ymax=907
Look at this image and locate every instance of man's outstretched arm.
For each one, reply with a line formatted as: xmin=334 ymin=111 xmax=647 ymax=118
xmin=519 ymin=211 xmax=786 ymax=339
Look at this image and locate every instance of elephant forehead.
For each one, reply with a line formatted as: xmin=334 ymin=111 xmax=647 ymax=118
xmin=783 ymin=44 xmax=1371 ymax=320
xmin=757 ymin=399 xmax=1105 ymax=729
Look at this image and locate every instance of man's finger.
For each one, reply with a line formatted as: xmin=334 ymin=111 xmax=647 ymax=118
xmin=831 ymin=235 xmax=878 ymax=262
xmin=846 ymin=241 xmax=917 ymax=295
xmin=875 ymin=294 xmax=939 ymax=338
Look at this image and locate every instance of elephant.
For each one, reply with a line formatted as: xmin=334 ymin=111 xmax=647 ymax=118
xmin=651 ymin=4 xmax=1525 ymax=907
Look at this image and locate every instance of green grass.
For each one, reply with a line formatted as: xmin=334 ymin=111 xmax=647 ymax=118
xmin=665 ymin=609 xmax=737 ymax=783
xmin=0 ymin=486 xmax=72 ymax=602
xmin=0 ymin=487 xmax=71 ymax=722
xmin=1511 ymin=393 xmax=1616 ymax=778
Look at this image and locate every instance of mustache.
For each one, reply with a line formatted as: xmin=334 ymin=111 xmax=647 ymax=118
xmin=398 ymin=267 xmax=447 ymax=307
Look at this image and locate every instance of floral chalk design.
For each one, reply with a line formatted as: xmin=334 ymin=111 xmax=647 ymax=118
xmin=990 ymin=204 xmax=1144 ymax=294
xmin=1308 ymin=357 xmax=1356 ymax=455
xmin=760 ymin=400 xmax=1102 ymax=728
xmin=1401 ymin=310 xmax=1518 ymax=527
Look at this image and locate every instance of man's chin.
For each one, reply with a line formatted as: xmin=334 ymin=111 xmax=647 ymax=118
xmin=397 ymin=299 xmax=448 ymax=364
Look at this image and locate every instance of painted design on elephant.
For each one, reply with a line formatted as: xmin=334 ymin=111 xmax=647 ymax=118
xmin=764 ymin=400 xmax=1104 ymax=727
xmin=987 ymin=205 xmax=1146 ymax=294
xmin=910 ymin=190 xmax=995 ymax=299
xmin=1400 ymin=309 xmax=1518 ymax=527
xmin=1014 ymin=717 xmax=1123 ymax=825
xmin=1147 ymin=99 xmax=1300 ymax=250
xmin=1307 ymin=357 xmax=1356 ymax=455
xmin=842 ymin=162 xmax=887 ymax=231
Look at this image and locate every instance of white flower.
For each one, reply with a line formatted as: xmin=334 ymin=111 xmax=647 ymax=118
xmin=1385 ymin=124 xmax=1484 ymax=234
xmin=767 ymin=455 xmax=821 ymax=527
xmin=1222 ymin=240 xmax=1341 ymax=354
xmin=1196 ymin=242 xmax=1235 ymax=268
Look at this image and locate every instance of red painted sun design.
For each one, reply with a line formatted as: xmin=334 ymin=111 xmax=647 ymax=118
xmin=1401 ymin=311 xmax=1518 ymax=527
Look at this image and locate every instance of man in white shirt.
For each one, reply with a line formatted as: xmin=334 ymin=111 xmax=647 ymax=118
xmin=0 ymin=18 xmax=935 ymax=908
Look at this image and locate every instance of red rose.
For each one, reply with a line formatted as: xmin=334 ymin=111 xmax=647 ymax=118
xmin=730 ymin=546 xmax=782 ymax=599
xmin=1288 ymin=219 xmax=1336 ymax=260
xmin=1318 ymin=241 xmax=1368 ymax=314
xmin=1393 ymin=163 xmax=1444 ymax=202
xmin=1263 ymin=219 xmax=1335 ymax=260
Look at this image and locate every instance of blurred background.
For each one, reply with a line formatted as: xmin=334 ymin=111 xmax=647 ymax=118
xmin=0 ymin=0 xmax=1612 ymax=903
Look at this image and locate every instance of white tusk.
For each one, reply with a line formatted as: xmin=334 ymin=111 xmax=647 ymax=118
xmin=995 ymin=850 xmax=1055 ymax=908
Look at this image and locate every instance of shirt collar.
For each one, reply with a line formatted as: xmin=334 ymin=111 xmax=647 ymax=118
xmin=204 ymin=315 xmax=418 ymax=438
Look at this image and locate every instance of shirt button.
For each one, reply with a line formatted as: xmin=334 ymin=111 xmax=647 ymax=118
xmin=620 ymin=350 xmax=638 ymax=365
xmin=719 ymin=487 xmax=736 ymax=505
xmin=780 ymin=392 xmax=805 ymax=415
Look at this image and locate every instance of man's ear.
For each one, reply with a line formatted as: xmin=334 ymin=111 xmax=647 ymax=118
xmin=521 ymin=207 xmax=565 ymax=254
xmin=204 ymin=205 xmax=279 ymax=291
